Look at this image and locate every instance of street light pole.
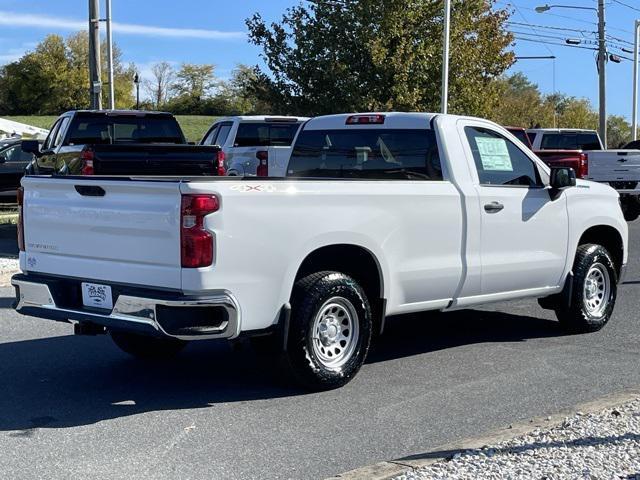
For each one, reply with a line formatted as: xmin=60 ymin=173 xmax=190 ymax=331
xmin=134 ymin=73 xmax=140 ymax=110
xmin=105 ymin=0 xmax=115 ymax=110
xmin=88 ymin=0 xmax=102 ymax=110
xmin=441 ymin=0 xmax=451 ymax=114
xmin=536 ymin=3 xmax=607 ymax=146
xmin=597 ymin=0 xmax=607 ymax=148
xmin=633 ymin=20 xmax=640 ymax=141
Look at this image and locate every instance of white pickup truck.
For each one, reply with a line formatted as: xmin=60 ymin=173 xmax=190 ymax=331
xmin=12 ymin=113 xmax=628 ymax=390
xmin=527 ymin=128 xmax=640 ymax=220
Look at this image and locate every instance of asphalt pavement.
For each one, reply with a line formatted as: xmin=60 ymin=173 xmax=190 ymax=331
xmin=0 ymin=223 xmax=639 ymax=479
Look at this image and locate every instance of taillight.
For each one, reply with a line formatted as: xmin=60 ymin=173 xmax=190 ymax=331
xmin=346 ymin=114 xmax=385 ymax=125
xmin=81 ymin=148 xmax=95 ymax=175
xmin=181 ymin=194 xmax=219 ymax=268
xmin=256 ymin=150 xmax=268 ymax=177
xmin=216 ymin=151 xmax=226 ymax=176
xmin=578 ymin=153 xmax=589 ymax=179
xmin=17 ymin=186 xmax=24 ymax=252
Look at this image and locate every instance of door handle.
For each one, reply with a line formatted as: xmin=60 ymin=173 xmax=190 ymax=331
xmin=484 ymin=201 xmax=504 ymax=213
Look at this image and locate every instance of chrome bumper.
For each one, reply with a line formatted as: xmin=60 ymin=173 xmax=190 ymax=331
xmin=12 ymin=276 xmax=240 ymax=341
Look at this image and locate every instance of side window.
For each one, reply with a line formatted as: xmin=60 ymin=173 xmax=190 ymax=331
xmin=465 ymin=126 xmax=541 ymax=187
xmin=215 ymin=123 xmax=233 ymax=146
xmin=202 ymin=125 xmax=220 ymax=145
xmin=43 ymin=120 xmax=61 ymax=151
xmin=0 ymin=145 xmax=19 ymax=162
xmin=234 ymin=123 xmax=269 ymax=147
xmin=53 ymin=117 xmax=70 ymax=148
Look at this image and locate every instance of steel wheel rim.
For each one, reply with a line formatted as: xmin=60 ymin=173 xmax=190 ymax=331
xmin=583 ymin=263 xmax=610 ymax=317
xmin=311 ymin=297 xmax=359 ymax=369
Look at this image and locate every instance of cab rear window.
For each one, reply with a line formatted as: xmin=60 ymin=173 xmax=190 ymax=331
xmin=67 ymin=114 xmax=184 ymax=145
xmin=287 ymin=129 xmax=442 ymax=180
xmin=234 ymin=122 xmax=301 ymax=147
xmin=540 ymin=132 xmax=601 ymax=150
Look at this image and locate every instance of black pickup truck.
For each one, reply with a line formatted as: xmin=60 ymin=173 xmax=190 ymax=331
xmin=22 ymin=110 xmax=223 ymax=176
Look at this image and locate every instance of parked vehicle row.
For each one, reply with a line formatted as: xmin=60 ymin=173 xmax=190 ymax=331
xmin=13 ymin=112 xmax=628 ymax=390
xmin=507 ymin=127 xmax=640 ymax=221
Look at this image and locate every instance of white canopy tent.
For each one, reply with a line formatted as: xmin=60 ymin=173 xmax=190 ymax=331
xmin=0 ymin=118 xmax=49 ymax=140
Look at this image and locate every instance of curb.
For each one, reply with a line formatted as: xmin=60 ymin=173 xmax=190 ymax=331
xmin=327 ymin=388 xmax=640 ymax=480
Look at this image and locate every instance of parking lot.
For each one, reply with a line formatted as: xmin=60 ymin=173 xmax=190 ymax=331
xmin=0 ymin=220 xmax=636 ymax=480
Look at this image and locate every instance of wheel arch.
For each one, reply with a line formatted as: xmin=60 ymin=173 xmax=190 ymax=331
xmin=293 ymin=244 xmax=385 ymax=304
xmin=577 ymin=225 xmax=625 ymax=276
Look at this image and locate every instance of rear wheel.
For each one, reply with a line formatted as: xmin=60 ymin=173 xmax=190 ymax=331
xmin=110 ymin=331 xmax=188 ymax=359
xmin=555 ymin=244 xmax=617 ymax=333
xmin=284 ymin=271 xmax=373 ymax=391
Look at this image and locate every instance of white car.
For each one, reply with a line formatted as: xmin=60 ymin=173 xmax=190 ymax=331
xmin=13 ymin=112 xmax=628 ymax=390
xmin=200 ymin=116 xmax=308 ymax=177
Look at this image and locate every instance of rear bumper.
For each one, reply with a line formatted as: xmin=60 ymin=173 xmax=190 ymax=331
xmin=11 ymin=274 xmax=240 ymax=341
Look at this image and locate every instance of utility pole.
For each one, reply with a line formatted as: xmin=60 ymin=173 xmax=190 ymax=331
xmin=633 ymin=20 xmax=640 ymax=141
xmin=88 ymin=0 xmax=102 ymax=110
xmin=441 ymin=0 xmax=451 ymax=114
xmin=105 ymin=0 xmax=115 ymax=110
xmin=598 ymin=0 xmax=607 ymax=147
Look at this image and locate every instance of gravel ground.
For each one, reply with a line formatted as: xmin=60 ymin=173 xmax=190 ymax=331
xmin=396 ymin=399 xmax=640 ymax=480
xmin=0 ymin=257 xmax=18 ymax=286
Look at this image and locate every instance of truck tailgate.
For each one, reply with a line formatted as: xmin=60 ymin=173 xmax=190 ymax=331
xmin=586 ymin=150 xmax=640 ymax=182
xmin=21 ymin=176 xmax=183 ymax=289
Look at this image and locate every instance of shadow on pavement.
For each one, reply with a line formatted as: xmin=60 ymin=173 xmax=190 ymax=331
xmin=369 ymin=309 xmax=562 ymax=364
xmin=0 ymin=308 xmax=563 ymax=432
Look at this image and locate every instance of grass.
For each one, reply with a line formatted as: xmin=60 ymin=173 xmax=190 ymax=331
xmin=4 ymin=115 xmax=218 ymax=143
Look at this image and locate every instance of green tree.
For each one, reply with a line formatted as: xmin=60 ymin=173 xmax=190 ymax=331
xmin=166 ymin=63 xmax=219 ymax=114
xmin=246 ymin=0 xmax=513 ymax=116
xmin=0 ymin=32 xmax=135 ymax=115
xmin=214 ymin=64 xmax=274 ymax=115
xmin=607 ymin=115 xmax=632 ymax=148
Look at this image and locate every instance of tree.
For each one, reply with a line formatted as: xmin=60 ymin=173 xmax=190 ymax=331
xmin=214 ymin=64 xmax=274 ymax=115
xmin=246 ymin=0 xmax=513 ymax=116
xmin=0 ymin=32 xmax=135 ymax=115
xmin=143 ymin=61 xmax=175 ymax=109
xmin=171 ymin=63 xmax=217 ymax=101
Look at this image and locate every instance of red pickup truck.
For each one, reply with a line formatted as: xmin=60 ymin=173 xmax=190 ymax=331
xmin=505 ymin=127 xmax=589 ymax=178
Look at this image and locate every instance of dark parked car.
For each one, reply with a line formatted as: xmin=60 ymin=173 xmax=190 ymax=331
xmin=23 ymin=110 xmax=223 ymax=176
xmin=0 ymin=137 xmax=40 ymax=194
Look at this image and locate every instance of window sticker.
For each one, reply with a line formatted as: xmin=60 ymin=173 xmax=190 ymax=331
xmin=475 ymin=137 xmax=512 ymax=171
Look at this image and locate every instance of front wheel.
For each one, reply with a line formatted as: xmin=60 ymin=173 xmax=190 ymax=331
xmin=110 ymin=331 xmax=188 ymax=360
xmin=555 ymin=244 xmax=617 ymax=333
xmin=284 ymin=271 xmax=373 ymax=391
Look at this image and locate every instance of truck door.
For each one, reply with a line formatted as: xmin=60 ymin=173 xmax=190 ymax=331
xmin=461 ymin=122 xmax=569 ymax=295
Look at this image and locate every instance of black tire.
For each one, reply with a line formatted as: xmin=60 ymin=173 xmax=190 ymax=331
xmin=555 ymin=244 xmax=617 ymax=333
xmin=621 ymin=197 xmax=640 ymax=222
xmin=284 ymin=271 xmax=372 ymax=391
xmin=110 ymin=331 xmax=188 ymax=360
xmin=623 ymin=209 xmax=639 ymax=222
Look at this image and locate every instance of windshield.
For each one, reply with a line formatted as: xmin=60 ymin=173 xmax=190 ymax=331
xmin=288 ymin=128 xmax=442 ymax=180
xmin=66 ymin=114 xmax=185 ymax=145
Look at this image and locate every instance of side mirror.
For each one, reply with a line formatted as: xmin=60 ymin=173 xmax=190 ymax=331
xmin=550 ymin=167 xmax=577 ymax=189
xmin=549 ymin=167 xmax=576 ymax=200
xmin=21 ymin=140 xmax=41 ymax=156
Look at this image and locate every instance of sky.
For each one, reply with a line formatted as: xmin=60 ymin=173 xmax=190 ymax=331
xmin=0 ymin=0 xmax=638 ymax=120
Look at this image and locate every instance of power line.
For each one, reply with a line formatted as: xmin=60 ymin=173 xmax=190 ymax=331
xmin=513 ymin=35 xmax=599 ymax=51
xmin=611 ymin=0 xmax=640 ymax=13
xmin=506 ymin=20 xmax=596 ymax=35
